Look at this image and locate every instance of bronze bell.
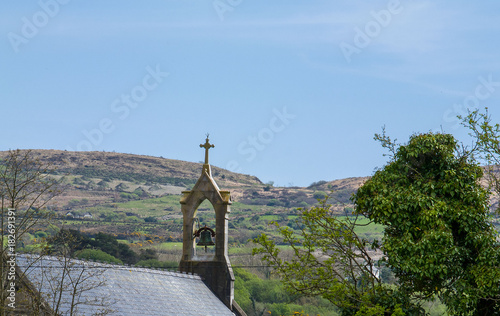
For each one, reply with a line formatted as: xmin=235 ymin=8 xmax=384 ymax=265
xmin=197 ymin=229 xmax=215 ymax=247
xmin=195 ymin=225 xmax=215 ymax=252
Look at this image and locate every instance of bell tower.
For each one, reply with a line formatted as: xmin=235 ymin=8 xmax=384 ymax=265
xmin=179 ymin=135 xmax=235 ymax=310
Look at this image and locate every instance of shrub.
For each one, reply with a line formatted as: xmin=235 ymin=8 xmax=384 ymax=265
xmin=115 ymin=182 xmax=129 ymax=191
xmin=313 ymin=191 xmax=327 ymax=200
xmin=139 ymin=249 xmax=158 ymax=261
xmin=144 ymin=216 xmax=158 ymax=223
xmin=266 ymin=199 xmax=281 ymax=206
xmin=34 ymin=231 xmax=48 ymax=239
xmin=75 ymin=249 xmax=123 ymax=264
xmin=308 ymin=180 xmax=327 ymax=188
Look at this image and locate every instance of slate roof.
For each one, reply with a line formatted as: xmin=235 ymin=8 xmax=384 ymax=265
xmin=17 ymin=255 xmax=235 ymax=316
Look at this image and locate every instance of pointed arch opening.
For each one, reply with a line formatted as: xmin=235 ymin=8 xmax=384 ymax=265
xmin=193 ymin=199 xmax=216 ymax=255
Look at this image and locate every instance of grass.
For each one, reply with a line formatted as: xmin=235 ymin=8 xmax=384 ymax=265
xmin=350 ymin=216 xmax=385 ymax=237
xmin=231 ymin=202 xmax=268 ymax=212
xmin=111 ymin=195 xmax=182 ymax=215
xmin=229 ymin=245 xmax=255 ymax=255
xmin=77 ymin=195 xmax=183 ymax=219
xmin=156 ymin=242 xmax=183 ymax=250
xmin=261 ymin=215 xmax=280 ymax=221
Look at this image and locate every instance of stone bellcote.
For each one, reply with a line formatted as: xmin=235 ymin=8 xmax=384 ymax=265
xmin=179 ymin=136 xmax=236 ymax=311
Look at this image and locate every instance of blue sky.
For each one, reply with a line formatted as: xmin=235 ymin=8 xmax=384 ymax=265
xmin=2 ymin=1 xmax=500 ymax=187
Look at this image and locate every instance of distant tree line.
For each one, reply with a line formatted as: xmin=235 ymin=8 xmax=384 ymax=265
xmin=47 ymin=229 xmax=158 ymax=265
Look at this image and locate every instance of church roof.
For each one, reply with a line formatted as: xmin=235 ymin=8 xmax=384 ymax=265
xmin=17 ymin=255 xmax=235 ymax=316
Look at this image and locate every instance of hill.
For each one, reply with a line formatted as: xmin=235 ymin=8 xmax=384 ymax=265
xmin=13 ymin=150 xmax=497 ymax=242
xmin=4 ymin=150 xmax=497 ymax=222
xmin=0 ymin=150 xmax=366 ymax=239
xmin=0 ymin=149 xmax=364 ymax=211
xmin=0 ymin=149 xmax=261 ymax=207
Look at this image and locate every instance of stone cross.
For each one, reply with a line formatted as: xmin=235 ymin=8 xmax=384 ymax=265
xmin=200 ymin=135 xmax=214 ymax=164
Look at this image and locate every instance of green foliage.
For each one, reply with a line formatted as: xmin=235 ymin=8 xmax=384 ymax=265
xmin=266 ymin=199 xmax=282 ymax=206
xmin=119 ymin=192 xmax=140 ymax=200
xmin=64 ymin=198 xmax=90 ymax=209
xmin=138 ymin=248 xmax=158 ymax=261
xmin=313 ymin=191 xmax=327 ymax=200
xmin=47 ymin=229 xmax=153 ymax=266
xmin=92 ymin=232 xmax=139 ymax=265
xmin=34 ymin=230 xmax=48 ymax=239
xmin=354 ymin=132 xmax=500 ymax=315
xmin=144 ymin=216 xmax=158 ymax=223
xmin=73 ymin=177 xmax=85 ymax=185
xmin=75 ymin=248 xmax=123 ymax=264
xmin=250 ymin=214 xmax=261 ymax=223
xmin=234 ymin=281 xmax=252 ymax=312
xmin=269 ymin=303 xmax=291 ymax=315
xmin=126 ymin=215 xmax=142 ymax=222
xmin=97 ymin=180 xmax=108 ymax=188
xmin=115 ymin=182 xmax=129 ymax=191
xmin=47 ymin=229 xmax=91 ymax=256
xmin=133 ymin=187 xmax=149 ymax=198
xmin=253 ymin=204 xmax=423 ymax=315
xmin=308 ymin=180 xmax=328 ymax=188
xmin=297 ymin=201 xmax=309 ymax=208
xmin=233 ymin=268 xmax=338 ymax=316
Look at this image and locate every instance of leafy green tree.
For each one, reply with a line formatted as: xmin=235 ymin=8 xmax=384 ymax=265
xmin=269 ymin=303 xmax=291 ymax=315
xmin=138 ymin=248 xmax=158 ymax=261
xmin=49 ymin=230 xmax=142 ymax=265
xmin=91 ymin=232 xmax=138 ymax=265
xmin=354 ymin=132 xmax=500 ymax=315
xmin=253 ymin=203 xmax=420 ymax=315
xmin=233 ymin=268 xmax=254 ymax=312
